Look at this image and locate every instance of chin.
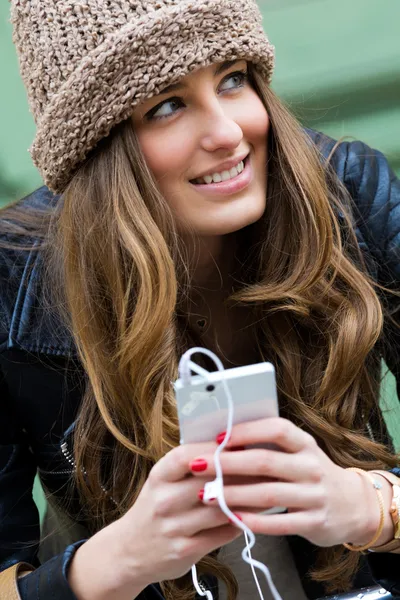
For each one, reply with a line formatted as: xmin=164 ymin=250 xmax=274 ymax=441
xmin=221 ymin=201 xmax=266 ymax=234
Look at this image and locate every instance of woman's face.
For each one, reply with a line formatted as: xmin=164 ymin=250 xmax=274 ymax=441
xmin=131 ymin=60 xmax=270 ymax=237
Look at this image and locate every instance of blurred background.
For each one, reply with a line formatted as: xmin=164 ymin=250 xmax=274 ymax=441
xmin=1 ymin=0 xmax=400 ymax=511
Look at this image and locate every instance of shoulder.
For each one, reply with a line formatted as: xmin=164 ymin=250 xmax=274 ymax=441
xmin=305 ymin=128 xmax=396 ymax=194
xmin=306 ymin=129 xmax=400 ymax=283
xmin=0 ymin=187 xmax=76 ymax=357
xmin=0 ymin=187 xmax=54 ymax=323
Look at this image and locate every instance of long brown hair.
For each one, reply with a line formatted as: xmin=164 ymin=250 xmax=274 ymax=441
xmin=1 ymin=64 xmax=398 ymax=598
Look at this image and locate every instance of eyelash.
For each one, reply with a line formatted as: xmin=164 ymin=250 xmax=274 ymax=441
xmin=145 ymin=70 xmax=249 ymax=122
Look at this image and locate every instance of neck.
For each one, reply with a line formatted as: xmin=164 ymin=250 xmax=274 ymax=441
xmin=185 ymin=232 xmax=238 ymax=290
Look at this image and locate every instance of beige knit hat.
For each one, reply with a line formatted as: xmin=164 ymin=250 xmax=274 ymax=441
xmin=10 ymin=0 xmax=275 ymax=194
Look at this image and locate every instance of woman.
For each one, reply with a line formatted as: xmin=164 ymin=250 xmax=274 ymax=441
xmin=1 ymin=0 xmax=400 ymax=599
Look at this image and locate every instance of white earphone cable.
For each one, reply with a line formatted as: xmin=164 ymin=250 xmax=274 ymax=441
xmin=178 ymin=348 xmax=283 ymax=600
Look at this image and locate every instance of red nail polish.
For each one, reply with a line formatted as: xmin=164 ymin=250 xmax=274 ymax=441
xmin=190 ymin=458 xmax=208 ymax=472
xmin=216 ymin=431 xmax=227 ymax=445
xmin=198 ymin=489 xmax=204 ymax=501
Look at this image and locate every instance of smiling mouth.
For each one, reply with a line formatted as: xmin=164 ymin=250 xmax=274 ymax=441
xmin=189 ymin=155 xmax=250 ymax=186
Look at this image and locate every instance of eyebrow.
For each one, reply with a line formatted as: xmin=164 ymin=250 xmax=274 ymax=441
xmin=158 ymin=60 xmax=241 ymax=95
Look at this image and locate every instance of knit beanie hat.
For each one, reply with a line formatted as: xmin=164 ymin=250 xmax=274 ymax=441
xmin=10 ymin=0 xmax=275 ymax=194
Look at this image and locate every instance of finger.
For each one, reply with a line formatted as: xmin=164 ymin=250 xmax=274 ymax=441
xmin=155 ymin=474 xmax=270 ymax=516
xmin=222 ymin=475 xmax=274 ymax=486
xmin=222 ymin=418 xmax=315 ymax=453
xmin=151 ymin=442 xmax=218 ymax=483
xmin=151 ymin=476 xmax=214 ymax=516
xmin=194 ymin=523 xmax=243 ymax=556
xmin=235 ymin=510 xmax=321 ymax=537
xmin=190 ymin=449 xmax=321 ymax=482
xmin=207 ymin=483 xmax=322 ymax=510
xmin=166 ymin=505 xmax=232 ymax=537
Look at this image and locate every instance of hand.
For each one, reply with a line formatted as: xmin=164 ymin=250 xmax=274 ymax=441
xmin=69 ymin=440 xmax=243 ymax=599
xmin=122 ymin=441 xmax=246 ymax=582
xmin=188 ymin=417 xmax=392 ymax=548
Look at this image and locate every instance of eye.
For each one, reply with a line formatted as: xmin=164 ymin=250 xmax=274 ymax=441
xmin=145 ymin=97 xmax=184 ymax=121
xmin=144 ymin=70 xmax=248 ymax=122
xmin=219 ymin=70 xmax=248 ymax=92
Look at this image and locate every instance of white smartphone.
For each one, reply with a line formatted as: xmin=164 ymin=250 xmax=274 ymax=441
xmin=174 ymin=361 xmax=286 ymax=515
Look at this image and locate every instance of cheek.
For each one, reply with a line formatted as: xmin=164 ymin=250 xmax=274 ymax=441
xmin=136 ymin=130 xmax=190 ymax=187
xmin=241 ymin=95 xmax=270 ymax=145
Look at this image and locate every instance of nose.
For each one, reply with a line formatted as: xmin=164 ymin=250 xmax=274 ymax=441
xmin=200 ymin=104 xmax=243 ymax=153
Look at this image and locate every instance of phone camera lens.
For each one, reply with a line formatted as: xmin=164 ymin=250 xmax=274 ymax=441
xmin=206 ymin=384 xmax=215 ymax=392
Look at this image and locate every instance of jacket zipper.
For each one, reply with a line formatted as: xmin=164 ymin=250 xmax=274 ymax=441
xmin=61 ymin=441 xmax=77 ymax=468
xmin=61 ymin=438 xmax=118 ymax=506
xmin=38 ymin=467 xmax=74 ymax=476
xmin=366 ymin=421 xmax=375 ymax=442
xmin=34 ymin=442 xmax=76 ymax=476
xmin=38 ymin=442 xmax=77 ymax=476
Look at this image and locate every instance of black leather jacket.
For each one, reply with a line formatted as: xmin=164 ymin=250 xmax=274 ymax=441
xmin=1 ymin=130 xmax=400 ymax=600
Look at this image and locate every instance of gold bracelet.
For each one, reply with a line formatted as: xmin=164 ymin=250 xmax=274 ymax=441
xmin=343 ymin=467 xmax=385 ymax=552
xmin=371 ymin=470 xmax=400 ymax=539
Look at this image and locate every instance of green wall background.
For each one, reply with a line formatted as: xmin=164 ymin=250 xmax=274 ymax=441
xmin=1 ymin=1 xmax=400 ymax=514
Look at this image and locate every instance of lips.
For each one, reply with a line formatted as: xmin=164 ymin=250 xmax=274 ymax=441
xmin=189 ymin=153 xmax=250 ymax=183
xmin=189 ymin=153 xmax=253 ymax=197
xmin=191 ymin=156 xmax=250 ymax=185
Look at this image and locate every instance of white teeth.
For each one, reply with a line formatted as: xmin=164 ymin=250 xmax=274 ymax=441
xmin=198 ymin=159 xmax=245 ymax=185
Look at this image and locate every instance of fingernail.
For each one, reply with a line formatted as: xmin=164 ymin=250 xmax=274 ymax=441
xmin=190 ymin=458 xmax=208 ymax=472
xmin=229 ymin=513 xmax=243 ymax=524
xmin=216 ymin=431 xmax=227 ymax=445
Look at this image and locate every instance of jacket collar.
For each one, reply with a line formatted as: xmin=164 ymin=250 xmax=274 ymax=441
xmin=6 ymin=187 xmax=78 ymax=357
xmin=8 ymin=246 xmax=78 ymax=357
